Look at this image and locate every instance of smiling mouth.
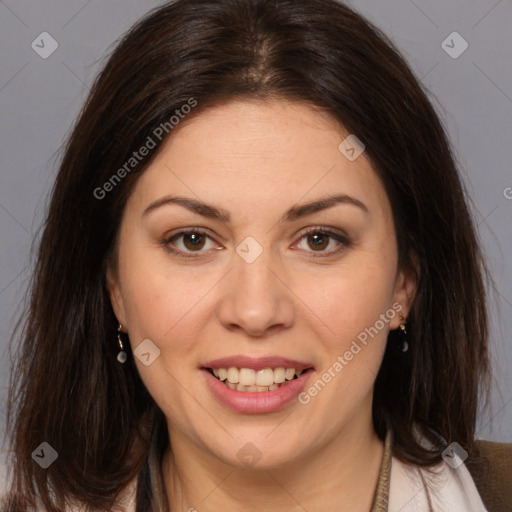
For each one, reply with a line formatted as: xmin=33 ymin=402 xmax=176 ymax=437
xmin=205 ymin=366 xmax=312 ymax=392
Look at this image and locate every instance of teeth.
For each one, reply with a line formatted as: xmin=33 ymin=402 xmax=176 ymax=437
xmin=227 ymin=367 xmax=239 ymax=384
xmin=285 ymin=368 xmax=296 ymax=380
xmin=210 ymin=366 xmax=307 ymax=391
xmin=256 ymin=368 xmax=274 ymax=386
xmin=239 ymin=368 xmax=256 ymax=386
xmin=274 ymin=367 xmax=286 ymax=383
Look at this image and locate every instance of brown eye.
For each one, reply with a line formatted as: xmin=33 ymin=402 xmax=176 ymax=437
xmin=306 ymin=233 xmax=329 ymax=251
xmin=182 ymin=232 xmax=206 ymax=251
xmin=296 ymin=228 xmax=350 ymax=257
xmin=163 ymin=228 xmax=217 ymax=259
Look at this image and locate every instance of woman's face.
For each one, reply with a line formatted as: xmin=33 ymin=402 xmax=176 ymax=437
xmin=107 ymin=99 xmax=415 ymax=469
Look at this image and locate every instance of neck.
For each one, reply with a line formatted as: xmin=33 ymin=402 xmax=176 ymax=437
xmin=162 ymin=410 xmax=384 ymax=512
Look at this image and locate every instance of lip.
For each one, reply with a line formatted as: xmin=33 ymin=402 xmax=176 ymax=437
xmin=202 ymin=367 xmax=314 ymax=414
xmin=202 ymin=355 xmax=313 ymax=371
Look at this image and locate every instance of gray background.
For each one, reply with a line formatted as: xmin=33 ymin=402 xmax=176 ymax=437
xmin=1 ymin=0 xmax=511 ymax=490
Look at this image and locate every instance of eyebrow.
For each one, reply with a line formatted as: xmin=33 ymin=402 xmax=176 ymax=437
xmin=142 ymin=193 xmax=369 ymax=223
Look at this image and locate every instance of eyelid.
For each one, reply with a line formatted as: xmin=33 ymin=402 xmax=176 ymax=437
xmin=162 ymin=227 xmax=219 ymax=258
xmin=162 ymin=225 xmax=351 ymax=259
xmin=293 ymin=226 xmax=351 ymax=257
xmin=295 ymin=225 xmax=350 ymax=242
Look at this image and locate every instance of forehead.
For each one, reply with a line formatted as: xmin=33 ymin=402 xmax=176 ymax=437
xmin=126 ymin=99 xmax=391 ymax=224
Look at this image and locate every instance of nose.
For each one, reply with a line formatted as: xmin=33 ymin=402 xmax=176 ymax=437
xmin=216 ymin=243 xmax=295 ymax=337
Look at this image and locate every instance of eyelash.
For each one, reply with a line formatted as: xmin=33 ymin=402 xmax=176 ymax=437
xmin=162 ymin=227 xmax=351 ymax=260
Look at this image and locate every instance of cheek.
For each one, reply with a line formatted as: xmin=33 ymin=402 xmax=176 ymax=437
xmin=118 ymin=242 xmax=214 ymax=343
xmin=292 ymin=260 xmax=397 ymax=413
xmin=118 ymin=259 xmax=213 ymax=424
xmin=300 ymin=260 xmax=396 ymax=340
xmin=296 ymin=270 xmax=393 ymax=423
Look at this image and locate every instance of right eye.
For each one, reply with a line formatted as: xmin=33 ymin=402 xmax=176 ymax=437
xmin=163 ymin=228 xmax=221 ymax=259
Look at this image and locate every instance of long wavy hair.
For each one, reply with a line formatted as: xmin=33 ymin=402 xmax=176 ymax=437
xmin=3 ymin=0 xmax=491 ymax=510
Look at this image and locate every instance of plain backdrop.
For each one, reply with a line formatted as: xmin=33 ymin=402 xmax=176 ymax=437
xmin=1 ymin=0 xmax=511 ymax=492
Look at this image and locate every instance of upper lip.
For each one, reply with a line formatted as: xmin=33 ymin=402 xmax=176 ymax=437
xmin=203 ymin=355 xmax=314 ymax=371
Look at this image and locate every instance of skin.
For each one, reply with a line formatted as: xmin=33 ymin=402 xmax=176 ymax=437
xmin=107 ymin=99 xmax=417 ymax=511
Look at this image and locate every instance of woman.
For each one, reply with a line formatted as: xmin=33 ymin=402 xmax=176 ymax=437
xmin=3 ymin=0 xmax=511 ymax=510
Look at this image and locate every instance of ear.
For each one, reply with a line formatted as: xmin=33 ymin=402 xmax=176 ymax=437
xmin=106 ymin=261 xmax=128 ymax=329
xmin=390 ymin=256 xmax=418 ymax=329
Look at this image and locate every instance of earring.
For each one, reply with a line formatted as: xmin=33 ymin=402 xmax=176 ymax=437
xmin=117 ymin=324 xmax=127 ymax=363
xmin=396 ymin=312 xmax=409 ymax=353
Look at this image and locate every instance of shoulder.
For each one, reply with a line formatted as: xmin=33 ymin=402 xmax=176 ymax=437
xmin=389 ymin=454 xmax=487 ymax=511
xmin=466 ymin=439 xmax=512 ymax=512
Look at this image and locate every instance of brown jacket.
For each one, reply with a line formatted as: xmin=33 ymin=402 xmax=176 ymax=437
xmin=467 ymin=440 xmax=512 ymax=511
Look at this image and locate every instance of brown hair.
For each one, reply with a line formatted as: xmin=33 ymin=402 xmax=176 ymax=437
xmin=3 ymin=0 xmax=492 ymax=510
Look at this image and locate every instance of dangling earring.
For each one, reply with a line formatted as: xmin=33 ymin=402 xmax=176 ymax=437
xmin=117 ymin=324 xmax=127 ymax=363
xmin=396 ymin=312 xmax=409 ymax=352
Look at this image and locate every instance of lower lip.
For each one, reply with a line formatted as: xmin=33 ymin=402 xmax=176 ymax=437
xmin=202 ymin=368 xmax=313 ymax=414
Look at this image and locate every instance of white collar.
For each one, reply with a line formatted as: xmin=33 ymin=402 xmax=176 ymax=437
xmin=388 ymin=455 xmax=488 ymax=512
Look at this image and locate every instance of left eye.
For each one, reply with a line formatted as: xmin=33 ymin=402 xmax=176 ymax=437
xmin=294 ymin=229 xmax=350 ymax=256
